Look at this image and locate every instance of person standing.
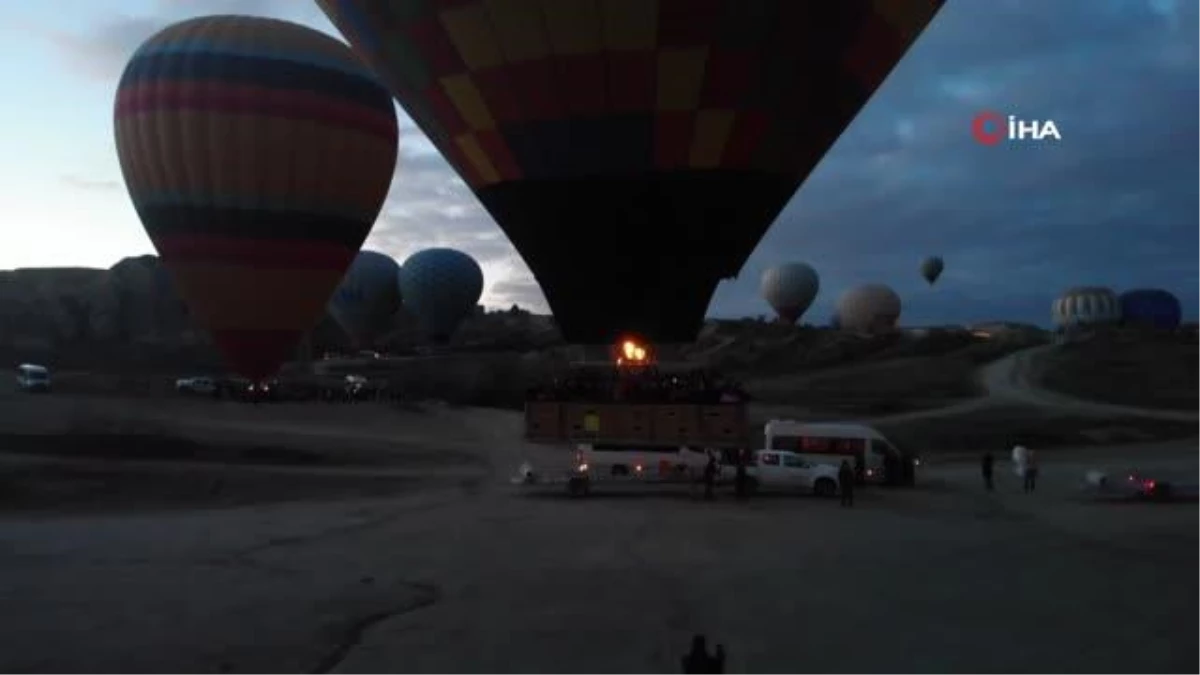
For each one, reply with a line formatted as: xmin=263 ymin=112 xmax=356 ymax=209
xmin=686 ymin=634 xmax=710 ymax=667
xmin=981 ymin=451 xmax=995 ymax=491
xmin=703 ymin=451 xmax=717 ymax=501
xmin=734 ymin=450 xmax=749 ymax=501
xmin=1023 ymin=449 xmax=1039 ymax=493
xmin=838 ymin=459 xmax=855 ymax=508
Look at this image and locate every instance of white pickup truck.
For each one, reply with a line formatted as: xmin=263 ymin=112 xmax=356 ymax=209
xmin=741 ymin=449 xmax=845 ymax=497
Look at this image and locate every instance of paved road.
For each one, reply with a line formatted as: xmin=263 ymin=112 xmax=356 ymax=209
xmin=863 ymin=344 xmax=1198 ymax=425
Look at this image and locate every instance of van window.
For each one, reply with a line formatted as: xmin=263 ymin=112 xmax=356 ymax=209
xmin=835 ymin=438 xmax=866 ymax=453
xmin=761 ymin=453 xmax=781 ymax=466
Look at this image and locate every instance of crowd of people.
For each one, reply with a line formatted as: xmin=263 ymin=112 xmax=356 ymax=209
xmin=526 ymin=366 xmax=748 ymax=404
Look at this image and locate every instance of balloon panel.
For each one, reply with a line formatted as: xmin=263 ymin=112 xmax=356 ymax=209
xmin=113 ymin=15 xmax=399 ymax=380
xmin=317 ymin=0 xmax=945 ymax=343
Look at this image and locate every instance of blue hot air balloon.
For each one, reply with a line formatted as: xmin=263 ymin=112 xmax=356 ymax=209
xmin=329 ymin=250 xmax=402 ymax=348
xmin=398 ymin=248 xmax=484 ymax=343
xmin=1119 ymin=289 xmax=1181 ymax=330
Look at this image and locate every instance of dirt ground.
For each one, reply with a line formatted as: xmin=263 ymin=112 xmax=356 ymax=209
xmin=1039 ymin=330 xmax=1198 ymax=410
xmin=0 ymin=391 xmax=1196 ymax=673
xmin=742 ymin=338 xmax=1043 ymax=416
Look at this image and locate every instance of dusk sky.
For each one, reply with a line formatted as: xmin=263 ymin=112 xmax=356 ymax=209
xmin=2 ymin=0 xmax=1196 ymax=327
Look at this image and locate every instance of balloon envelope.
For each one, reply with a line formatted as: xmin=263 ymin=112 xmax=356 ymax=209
xmin=920 ymin=256 xmax=944 ymax=285
xmin=1052 ymin=287 xmax=1121 ymax=328
xmin=114 ymin=15 xmax=399 ymax=381
xmin=836 ymin=284 xmax=901 ymax=334
xmin=330 ymin=250 xmax=402 ymax=347
xmin=760 ymin=262 xmax=819 ymax=323
xmin=316 ymin=0 xmax=945 ymax=344
xmin=399 ymin=248 xmax=484 ymax=342
xmin=1119 ymin=289 xmax=1180 ymax=330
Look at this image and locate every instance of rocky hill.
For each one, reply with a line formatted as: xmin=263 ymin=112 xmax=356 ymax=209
xmin=0 ymin=256 xmax=563 ymax=372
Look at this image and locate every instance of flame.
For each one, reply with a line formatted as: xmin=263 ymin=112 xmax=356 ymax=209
xmin=615 ymin=336 xmax=651 ymax=366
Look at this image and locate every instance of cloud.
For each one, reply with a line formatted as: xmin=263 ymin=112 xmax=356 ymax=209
xmin=60 ymin=174 xmax=121 ymax=191
xmin=41 ymin=1 xmax=333 ymax=81
xmin=717 ymin=0 xmax=1199 ymax=326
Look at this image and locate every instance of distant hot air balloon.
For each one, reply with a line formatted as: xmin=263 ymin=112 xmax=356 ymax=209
xmin=398 ymin=248 xmax=484 ymax=343
xmin=329 ymin=250 xmax=402 ymax=348
xmin=114 ymin=16 xmax=399 ymax=382
xmin=1119 ymin=289 xmax=1182 ymax=330
xmin=316 ymin=0 xmax=946 ymax=344
xmin=836 ymin=284 xmax=901 ymax=334
xmin=760 ymin=263 xmax=819 ymax=324
xmin=1052 ymin=287 xmax=1121 ymax=329
xmin=920 ymin=256 xmax=944 ymax=285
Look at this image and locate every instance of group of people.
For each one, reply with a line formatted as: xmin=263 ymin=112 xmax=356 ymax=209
xmin=980 ymin=443 xmax=1040 ymax=493
xmin=527 ymin=367 xmax=748 ymax=404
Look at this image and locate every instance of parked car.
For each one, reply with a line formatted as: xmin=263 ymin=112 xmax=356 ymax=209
xmin=742 ymin=449 xmax=844 ymax=497
xmin=175 ymin=376 xmax=217 ymax=396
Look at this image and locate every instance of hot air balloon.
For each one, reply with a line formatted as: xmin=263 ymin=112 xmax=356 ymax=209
xmin=836 ymin=284 xmax=901 ymax=334
xmin=920 ymin=256 xmax=944 ymax=285
xmin=114 ymin=16 xmax=399 ymax=382
xmin=1052 ymin=287 xmax=1121 ymax=329
xmin=1119 ymin=289 xmax=1182 ymax=330
xmin=329 ymin=250 xmax=402 ymax=348
xmin=316 ymin=0 xmax=946 ymax=344
xmin=760 ymin=262 xmax=819 ymax=324
xmin=398 ymin=248 xmax=484 ymax=343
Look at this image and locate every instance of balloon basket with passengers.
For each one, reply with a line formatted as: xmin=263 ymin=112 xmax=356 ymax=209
xmin=517 ymin=337 xmax=753 ymax=497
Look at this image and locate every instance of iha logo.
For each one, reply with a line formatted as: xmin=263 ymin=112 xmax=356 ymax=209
xmin=971 ymin=111 xmax=1062 ymax=146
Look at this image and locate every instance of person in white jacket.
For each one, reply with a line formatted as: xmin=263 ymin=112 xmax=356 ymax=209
xmin=1011 ymin=444 xmax=1029 ymax=478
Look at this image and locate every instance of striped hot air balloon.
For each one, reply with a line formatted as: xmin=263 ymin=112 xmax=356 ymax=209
xmin=113 ymin=15 xmax=399 ymax=382
xmin=315 ymin=0 xmax=946 ymax=344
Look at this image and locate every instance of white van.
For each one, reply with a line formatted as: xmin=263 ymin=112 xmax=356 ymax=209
xmin=15 ymin=363 xmax=51 ymax=393
xmin=763 ymin=420 xmax=914 ymax=485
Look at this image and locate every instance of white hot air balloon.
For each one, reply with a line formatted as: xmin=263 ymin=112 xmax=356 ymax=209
xmin=836 ymin=284 xmax=902 ymax=334
xmin=1051 ymin=287 xmax=1121 ymax=328
xmin=760 ymin=263 xmax=820 ymax=324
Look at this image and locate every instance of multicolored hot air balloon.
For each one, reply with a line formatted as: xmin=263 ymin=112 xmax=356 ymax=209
xmin=398 ymin=248 xmax=484 ymax=343
xmin=1119 ymin=289 xmax=1182 ymax=330
xmin=1052 ymin=287 xmax=1121 ymax=329
xmin=920 ymin=256 xmax=944 ymax=285
xmin=836 ymin=284 xmax=901 ymax=334
xmin=760 ymin=262 xmax=819 ymax=324
xmin=315 ymin=0 xmax=946 ymax=344
xmin=329 ymin=250 xmax=402 ymax=348
xmin=114 ymin=15 xmax=399 ymax=382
